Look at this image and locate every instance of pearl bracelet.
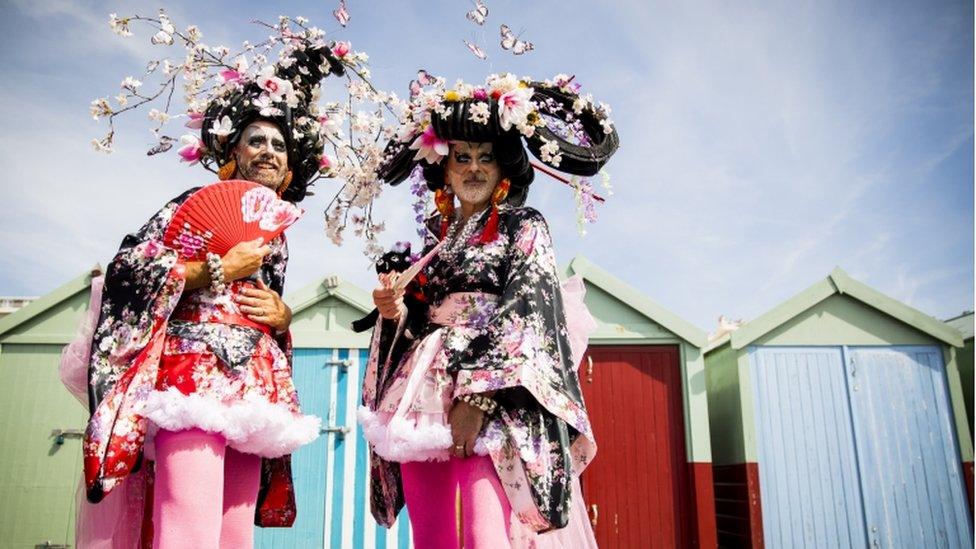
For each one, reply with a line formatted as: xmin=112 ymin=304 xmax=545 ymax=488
xmin=458 ymin=393 xmax=498 ymax=415
xmin=205 ymin=252 xmax=226 ymax=294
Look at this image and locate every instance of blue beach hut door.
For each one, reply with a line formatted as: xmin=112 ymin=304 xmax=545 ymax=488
xmin=255 ymin=348 xmax=413 ymax=549
xmin=751 ymin=346 xmax=972 ymax=548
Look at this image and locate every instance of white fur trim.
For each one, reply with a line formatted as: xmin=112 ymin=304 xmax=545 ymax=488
xmin=357 ymin=406 xmax=488 ymax=462
xmin=141 ymin=388 xmax=321 ymax=458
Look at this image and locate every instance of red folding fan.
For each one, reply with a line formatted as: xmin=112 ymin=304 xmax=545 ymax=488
xmin=163 ymin=180 xmax=305 ymax=260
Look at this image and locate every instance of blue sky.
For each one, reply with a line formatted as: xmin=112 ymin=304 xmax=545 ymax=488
xmin=0 ymin=0 xmax=971 ymax=332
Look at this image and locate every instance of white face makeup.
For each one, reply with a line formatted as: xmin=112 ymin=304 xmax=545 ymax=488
xmin=233 ymin=120 xmax=289 ymax=190
xmin=444 ymin=141 xmax=502 ymax=213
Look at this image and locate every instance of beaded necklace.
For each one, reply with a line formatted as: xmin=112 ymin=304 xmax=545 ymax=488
xmin=438 ymin=207 xmax=489 ymax=264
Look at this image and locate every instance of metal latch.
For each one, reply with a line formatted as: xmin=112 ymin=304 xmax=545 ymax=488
xmin=35 ymin=542 xmax=70 ymax=548
xmin=321 ymin=425 xmax=351 ymax=439
xmin=324 ymin=359 xmax=351 ymax=371
xmin=51 ymin=429 xmax=84 ymax=445
xmin=586 ymin=356 xmax=594 ymax=383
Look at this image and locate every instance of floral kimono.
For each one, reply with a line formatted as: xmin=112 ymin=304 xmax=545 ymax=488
xmin=82 ymin=187 xmax=318 ymax=527
xmin=360 ymin=206 xmax=596 ymax=532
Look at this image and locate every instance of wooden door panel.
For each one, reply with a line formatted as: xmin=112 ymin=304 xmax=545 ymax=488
xmin=579 ymin=346 xmax=691 ymax=548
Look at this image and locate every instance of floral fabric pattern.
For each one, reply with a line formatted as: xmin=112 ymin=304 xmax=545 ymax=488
xmin=82 ymin=188 xmax=306 ymax=526
xmin=362 ymin=206 xmax=596 ymax=532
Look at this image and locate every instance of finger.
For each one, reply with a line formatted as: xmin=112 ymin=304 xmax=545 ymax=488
xmin=239 ymin=288 xmax=271 ymax=300
xmin=256 ymin=279 xmax=269 ymax=291
xmin=256 ymin=245 xmax=272 ymax=257
xmin=234 ymin=295 xmax=266 ymax=307
xmin=239 ymin=305 xmax=268 ymax=316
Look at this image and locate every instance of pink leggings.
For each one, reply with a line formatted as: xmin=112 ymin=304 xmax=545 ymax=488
xmin=152 ymin=428 xmax=262 ymax=549
xmin=400 ymin=456 xmax=513 ymax=549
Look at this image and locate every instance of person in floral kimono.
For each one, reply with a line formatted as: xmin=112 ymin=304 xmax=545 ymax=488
xmin=358 ymin=73 xmax=619 ymax=547
xmin=82 ymin=40 xmax=348 ymax=548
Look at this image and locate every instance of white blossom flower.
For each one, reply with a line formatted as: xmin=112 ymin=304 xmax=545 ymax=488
xmin=147 ymin=109 xmax=171 ymax=123
xmin=208 ymin=115 xmax=234 ymax=137
xmin=539 ymin=138 xmax=562 ymax=167
xmin=90 ymin=98 xmax=113 ymax=120
xmin=158 ymin=11 xmax=175 ymax=34
xmin=252 ymin=94 xmax=283 ymax=117
xmin=150 ymin=30 xmax=173 ymax=46
xmin=121 ymin=76 xmax=142 ymax=91
xmin=108 ymin=14 xmax=133 ymax=37
xmin=186 ymin=25 xmax=203 ymax=43
xmin=115 ymin=93 xmax=128 ymax=107
xmin=91 ymin=135 xmax=114 ymax=153
xmin=468 ymin=102 xmax=491 ymax=124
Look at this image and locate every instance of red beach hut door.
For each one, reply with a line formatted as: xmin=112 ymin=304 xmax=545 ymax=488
xmin=579 ymin=345 xmax=693 ymax=548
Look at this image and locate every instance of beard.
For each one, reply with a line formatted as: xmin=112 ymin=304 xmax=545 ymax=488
xmin=238 ymin=156 xmax=287 ymax=190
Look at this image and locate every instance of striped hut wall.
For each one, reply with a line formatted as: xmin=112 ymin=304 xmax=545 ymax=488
xmin=257 ymin=347 xmax=413 ymax=549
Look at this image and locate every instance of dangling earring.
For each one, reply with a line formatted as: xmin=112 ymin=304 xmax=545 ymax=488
xmin=434 ymin=187 xmax=455 ymax=239
xmin=218 ymin=158 xmax=237 ymax=180
xmin=277 ymin=170 xmax=293 ymax=198
xmin=479 ymin=178 xmax=510 ymax=244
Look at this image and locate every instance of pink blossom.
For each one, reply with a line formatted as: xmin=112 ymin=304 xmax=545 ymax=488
xmin=259 ymin=202 xmax=304 ymax=231
xmin=184 ymin=112 xmax=204 ymax=129
xmin=319 ymin=154 xmax=332 ymax=170
xmin=497 ymin=86 xmax=534 ymax=131
xmin=332 ymin=41 xmax=351 ymax=57
xmin=408 ymin=126 xmax=448 ymax=164
xmin=472 ymin=88 xmax=488 ymax=101
xmin=219 ymin=69 xmax=241 ymax=83
xmin=143 ymin=240 xmax=160 ymax=258
xmin=177 ymin=135 xmax=204 ymax=165
xmin=256 ymin=66 xmax=292 ymax=102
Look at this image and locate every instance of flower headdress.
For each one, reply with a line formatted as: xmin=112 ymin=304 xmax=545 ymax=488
xmin=91 ymin=11 xmax=395 ymax=211
xmin=377 ymin=72 xmax=619 ymax=233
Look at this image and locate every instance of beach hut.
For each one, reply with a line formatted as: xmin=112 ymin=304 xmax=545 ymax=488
xmin=705 ymin=267 xmax=973 ymax=548
xmin=0 ymin=267 xmax=98 ymax=548
xmin=946 ymin=312 xmax=974 ymax=443
xmin=0 ymin=258 xmax=720 ymax=549
xmin=256 ymin=274 xmax=414 ymax=549
xmin=565 ymin=256 xmax=717 ymax=548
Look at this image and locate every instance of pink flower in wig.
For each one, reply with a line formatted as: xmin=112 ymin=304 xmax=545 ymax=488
xmin=408 ymin=126 xmax=448 ymax=164
xmin=219 ymin=69 xmax=241 ymax=83
xmin=497 ymin=86 xmax=534 ymax=131
xmin=177 ymin=134 xmax=204 ymax=165
xmin=256 ymin=66 xmax=293 ymax=102
xmin=319 ymin=154 xmax=332 ymax=171
xmin=332 ymin=41 xmax=351 ymax=58
xmin=472 ymin=88 xmax=489 ymax=101
xmin=184 ymin=112 xmax=204 ymax=129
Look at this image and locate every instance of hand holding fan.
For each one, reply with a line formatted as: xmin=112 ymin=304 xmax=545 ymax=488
xmin=163 ymin=180 xmax=305 ymax=260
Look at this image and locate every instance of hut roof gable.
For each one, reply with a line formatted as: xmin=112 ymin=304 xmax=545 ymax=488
xmin=285 ymin=275 xmax=373 ymax=315
xmin=726 ymin=267 xmax=964 ymax=350
xmin=564 ymin=256 xmax=707 ymax=348
xmin=0 ymin=265 xmax=101 ymax=341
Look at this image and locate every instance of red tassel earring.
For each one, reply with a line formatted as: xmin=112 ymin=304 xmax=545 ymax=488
xmin=434 ymin=187 xmax=455 ymax=239
xmin=479 ymin=178 xmax=510 ymax=244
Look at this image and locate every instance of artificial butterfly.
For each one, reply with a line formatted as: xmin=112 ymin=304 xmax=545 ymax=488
xmin=146 ymin=136 xmax=174 ymax=156
xmin=500 ymin=24 xmax=534 ymax=55
xmin=466 ymin=0 xmax=489 ymax=25
xmin=333 ymin=0 xmax=350 ymax=27
xmin=463 ymin=39 xmax=488 ymax=60
xmin=409 ymin=69 xmax=434 ymax=98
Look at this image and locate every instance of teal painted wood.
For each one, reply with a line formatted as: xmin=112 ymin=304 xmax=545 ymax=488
xmin=256 ymin=348 xmax=335 ymax=548
xmin=256 ymin=347 xmax=412 ymax=548
xmin=750 ymin=347 xmax=868 ymax=548
xmin=846 ymin=346 xmax=973 ymax=548
xmin=329 ymin=348 xmax=350 ymax=549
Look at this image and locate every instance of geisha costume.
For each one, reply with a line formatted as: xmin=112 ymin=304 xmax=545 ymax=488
xmin=74 ymin=28 xmax=349 ymax=547
xmin=357 ymin=73 xmax=619 ymax=547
